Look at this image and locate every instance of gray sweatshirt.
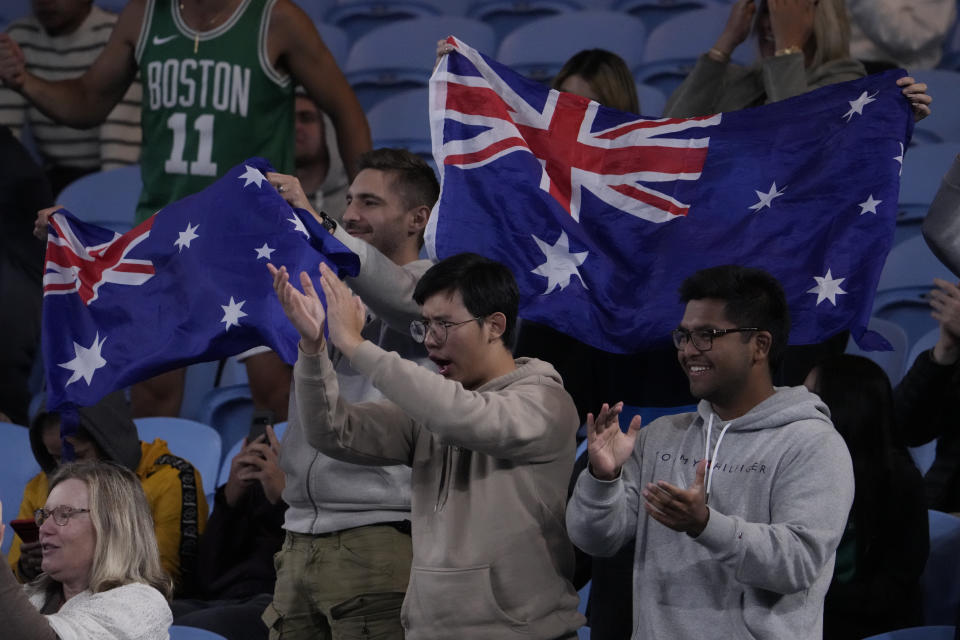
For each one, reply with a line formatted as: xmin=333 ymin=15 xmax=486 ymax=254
xmin=567 ymin=386 xmax=854 ymax=640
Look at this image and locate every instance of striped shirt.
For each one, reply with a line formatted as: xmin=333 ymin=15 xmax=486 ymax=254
xmin=0 ymin=5 xmax=141 ymax=171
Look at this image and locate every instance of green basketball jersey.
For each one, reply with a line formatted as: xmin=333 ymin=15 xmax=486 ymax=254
xmin=134 ymin=0 xmax=294 ymax=222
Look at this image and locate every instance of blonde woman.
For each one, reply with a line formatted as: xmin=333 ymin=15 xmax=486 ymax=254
xmin=664 ymin=0 xmax=931 ymax=119
xmin=0 ymin=461 xmax=172 ymax=639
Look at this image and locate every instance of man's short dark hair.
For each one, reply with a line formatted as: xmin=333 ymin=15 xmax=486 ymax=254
xmin=357 ymin=148 xmax=440 ymax=211
xmin=413 ymin=253 xmax=519 ymax=347
xmin=678 ymin=265 xmax=790 ymax=370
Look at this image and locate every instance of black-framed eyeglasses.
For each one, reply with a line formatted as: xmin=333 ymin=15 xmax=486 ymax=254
xmin=410 ymin=317 xmax=482 ymax=346
xmin=35 ymin=505 xmax=91 ymax=527
xmin=671 ymin=327 xmax=760 ymax=351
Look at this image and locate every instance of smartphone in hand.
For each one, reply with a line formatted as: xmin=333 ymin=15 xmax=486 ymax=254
xmin=248 ymin=409 xmax=276 ymax=444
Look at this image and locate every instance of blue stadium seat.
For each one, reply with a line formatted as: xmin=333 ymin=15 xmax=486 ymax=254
xmin=314 ymin=21 xmax=350 ymax=67
xmin=636 ymin=82 xmax=665 ymax=117
xmin=368 ymin=88 xmax=432 ymax=158
xmin=496 ymin=10 xmax=647 ymax=83
xmin=635 ymin=4 xmax=752 ymax=96
xmin=614 ymin=0 xmax=719 ymax=32
xmin=844 ymin=316 xmax=909 ymax=387
xmin=95 ymin=0 xmax=129 ymax=13
xmin=134 ymin=417 xmax=222 ymax=505
xmin=0 ymin=0 xmax=32 ymax=26
xmin=345 ymin=16 xmax=496 ymax=110
xmin=922 ymin=511 xmax=960 ymax=625
xmin=56 ymin=165 xmax=142 ymax=234
xmin=326 ymin=0 xmax=468 ymax=40
xmin=874 ymin=235 xmax=955 ymax=347
xmin=217 ymin=421 xmax=288 ymax=487
xmin=0 ymin=422 xmax=42 ymax=555
xmin=862 ymin=626 xmax=957 ymax=640
xmin=298 ymin=0 xmax=335 ymax=23
xmin=912 ymin=71 xmax=960 ymax=144
xmin=467 ymin=0 xmax=584 ymax=41
xmin=577 ymin=579 xmax=591 ymax=639
xmin=196 ymin=384 xmax=254 ymax=465
xmin=169 ymin=626 xmax=229 ymax=640
xmin=897 ymin=143 xmax=960 ymax=242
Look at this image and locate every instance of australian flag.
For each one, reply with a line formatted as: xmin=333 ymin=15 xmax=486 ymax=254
xmin=427 ymin=37 xmax=913 ymax=353
xmin=42 ymin=158 xmax=359 ymax=413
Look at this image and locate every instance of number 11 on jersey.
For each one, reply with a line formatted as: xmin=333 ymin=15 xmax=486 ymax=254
xmin=165 ymin=113 xmax=218 ymax=176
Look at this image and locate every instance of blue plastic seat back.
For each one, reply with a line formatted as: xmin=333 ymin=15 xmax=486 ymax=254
xmin=635 ymin=82 xmax=665 ymax=117
xmin=497 ymin=11 xmax=646 ymax=83
xmin=369 ymin=88 xmax=432 ymax=157
xmin=345 ymin=15 xmax=496 ymax=109
xmin=0 ymin=422 xmax=42 ymax=555
xmin=195 ymin=384 xmax=255 ymax=466
xmin=844 ymin=316 xmax=909 ymax=387
xmin=217 ymin=421 xmax=288 ymax=487
xmin=614 ymin=0 xmax=719 ymax=33
xmin=314 ymin=20 xmax=350 ymax=67
xmin=326 ymin=0 xmax=468 ymax=40
xmin=57 ymin=165 xmax=142 ymax=234
xmin=862 ymin=625 xmax=957 ymax=640
xmin=467 ymin=0 xmax=584 ymax=41
xmin=922 ymin=511 xmax=960 ymax=625
xmin=169 ymin=626 xmax=230 ymax=640
xmin=134 ymin=417 xmax=222 ymax=502
xmin=912 ymin=71 xmax=960 ymax=144
xmin=898 ymin=143 xmax=960 ymax=223
xmin=636 ymin=4 xmax=752 ymax=96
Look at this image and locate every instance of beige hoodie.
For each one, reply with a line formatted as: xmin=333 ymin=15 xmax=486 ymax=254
xmin=294 ymin=341 xmax=584 ymax=639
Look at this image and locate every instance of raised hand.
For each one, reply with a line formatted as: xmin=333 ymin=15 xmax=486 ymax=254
xmin=34 ymin=205 xmax=65 ymax=240
xmin=897 ymin=76 xmax=932 ymax=122
xmin=643 ymin=459 xmax=710 ymax=536
xmin=268 ymin=263 xmax=326 ymax=354
xmin=265 ymin=172 xmax=319 ymax=220
xmin=768 ymin=0 xmax=815 ymax=52
xmin=712 ymin=0 xmax=757 ymax=58
xmin=318 ymin=262 xmax=367 ymax=358
xmin=586 ymin=402 xmax=643 ymax=481
xmin=930 ymin=278 xmax=960 ymax=365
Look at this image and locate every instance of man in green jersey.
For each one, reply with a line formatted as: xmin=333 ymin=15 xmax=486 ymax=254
xmin=0 ymin=0 xmax=371 ymax=419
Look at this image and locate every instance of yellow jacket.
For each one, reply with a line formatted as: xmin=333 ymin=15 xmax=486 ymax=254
xmin=8 ymin=438 xmax=208 ymax=586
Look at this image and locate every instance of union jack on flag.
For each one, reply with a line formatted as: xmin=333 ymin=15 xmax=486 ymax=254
xmin=42 ymin=158 xmax=359 ymax=414
xmin=426 ymin=38 xmax=914 ymax=353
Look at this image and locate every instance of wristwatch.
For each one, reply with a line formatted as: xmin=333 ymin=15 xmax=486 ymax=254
xmin=319 ymin=210 xmax=337 ymax=233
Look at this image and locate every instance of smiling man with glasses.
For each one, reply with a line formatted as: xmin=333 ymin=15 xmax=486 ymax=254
xmin=269 ymin=251 xmax=584 ymax=639
xmin=567 ymin=264 xmax=854 ymax=640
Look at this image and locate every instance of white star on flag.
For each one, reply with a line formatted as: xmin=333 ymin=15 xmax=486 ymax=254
xmin=894 ymin=142 xmax=904 ymax=176
xmin=254 ymin=243 xmax=275 ymax=260
xmin=858 ymin=194 xmax=882 ymax=215
xmin=220 ymin=296 xmax=248 ymax=330
xmin=808 ymin=269 xmax=848 ymax=306
xmin=174 ymin=222 xmax=200 ymax=252
xmin=530 ymin=230 xmax=589 ymax=295
xmin=842 ymin=90 xmax=878 ymax=122
xmin=749 ymin=182 xmax=786 ymax=212
xmin=288 ymin=215 xmax=309 ymax=237
xmin=238 ymin=165 xmax=267 ymax=188
xmin=59 ymin=332 xmax=107 ymax=386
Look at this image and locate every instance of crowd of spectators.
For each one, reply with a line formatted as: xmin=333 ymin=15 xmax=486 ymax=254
xmin=0 ymin=0 xmax=958 ymax=639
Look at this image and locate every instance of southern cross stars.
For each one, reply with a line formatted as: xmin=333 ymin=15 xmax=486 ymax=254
xmin=221 ymin=296 xmax=248 ymax=330
xmin=858 ymin=194 xmax=882 ymax=215
xmin=59 ymin=332 xmax=108 ymax=386
xmin=530 ymin=230 xmax=589 ymax=294
xmin=842 ymin=90 xmax=878 ymax=122
xmin=894 ymin=142 xmax=904 ymax=176
xmin=808 ymin=269 xmax=848 ymax=306
xmin=288 ymin=215 xmax=309 ymax=237
xmin=749 ymin=182 xmax=786 ymax=212
xmin=174 ymin=222 xmax=200 ymax=251
xmin=255 ymin=243 xmax=275 ymax=260
xmin=238 ymin=165 xmax=266 ymax=188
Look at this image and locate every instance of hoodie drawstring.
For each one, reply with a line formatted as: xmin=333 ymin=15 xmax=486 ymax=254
xmin=703 ymin=414 xmax=733 ymax=504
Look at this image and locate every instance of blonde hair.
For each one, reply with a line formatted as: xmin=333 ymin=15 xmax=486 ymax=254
xmin=810 ymin=0 xmax=852 ymax=67
xmin=35 ymin=461 xmax=173 ymax=600
xmin=552 ymin=49 xmax=640 ymax=114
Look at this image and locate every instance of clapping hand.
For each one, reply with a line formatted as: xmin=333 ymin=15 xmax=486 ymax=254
xmin=268 ymin=263 xmax=326 ymax=354
xmin=643 ymin=459 xmax=710 ymax=536
xmin=586 ymin=402 xmax=643 ymax=481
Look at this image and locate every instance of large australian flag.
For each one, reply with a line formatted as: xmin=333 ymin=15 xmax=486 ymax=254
xmin=42 ymin=158 xmax=359 ymax=413
xmin=427 ymin=37 xmax=913 ymax=353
